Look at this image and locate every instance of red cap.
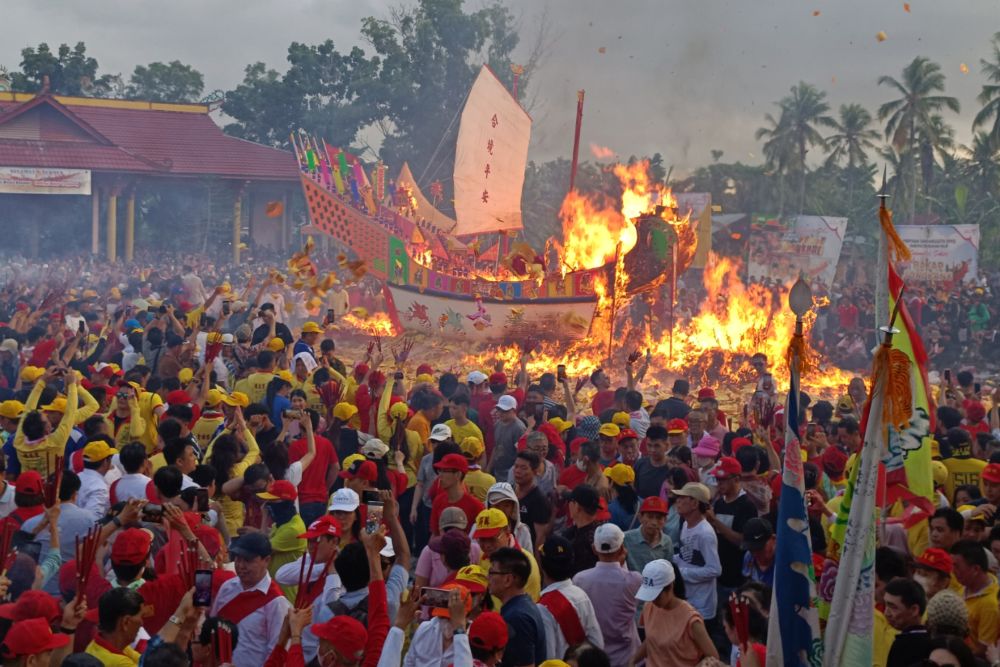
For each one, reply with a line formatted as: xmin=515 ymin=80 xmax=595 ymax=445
xmin=257 ymin=479 xmax=298 ymax=502
xmin=165 ymin=390 xmax=192 ymax=406
xmin=194 ymin=525 xmax=223 ymax=558
xmin=353 ymin=363 xmax=370 ymax=379
xmin=0 ymin=590 xmax=60 ymax=622
xmin=967 ymin=401 xmax=986 ymax=423
xmin=416 ymin=364 xmax=434 ymax=376
xmin=984 ymin=463 xmax=1000 ymax=484
xmin=178 ymin=300 xmax=193 ymax=312
xmin=368 ymin=370 xmax=386 ymax=388
xmin=697 ymin=387 xmax=716 ymax=401
xmin=569 ymin=436 xmax=589 ymax=454
xmin=0 ymin=617 xmax=70 ymax=658
xmin=713 ymin=456 xmax=742 ymax=479
xmin=618 ymin=428 xmax=639 ymax=441
xmin=339 ymin=459 xmax=378 ymax=482
xmin=15 ymin=471 xmax=43 ymax=496
xmin=299 ymin=515 xmax=343 ymax=540
xmin=434 ymin=453 xmax=469 ymax=473
xmin=311 ymin=616 xmax=367 ymax=659
xmin=916 ymin=547 xmax=954 ymax=574
xmin=820 ymin=445 xmax=848 ymax=476
xmin=731 ymin=437 xmax=752 ymax=454
xmin=666 ymin=418 xmax=688 ymax=433
xmin=488 ymin=372 xmax=508 ymax=385
xmin=111 ymin=528 xmax=153 ymax=565
xmin=469 ymin=611 xmax=509 ymax=652
xmin=639 ymin=496 xmax=668 ymax=515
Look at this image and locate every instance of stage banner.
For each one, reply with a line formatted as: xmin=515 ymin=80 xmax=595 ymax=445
xmin=895 ymin=224 xmax=980 ymax=288
xmin=747 ymin=215 xmax=846 ymax=288
xmin=0 ymin=167 xmax=91 ymax=195
xmin=674 ymin=192 xmax=711 ymax=269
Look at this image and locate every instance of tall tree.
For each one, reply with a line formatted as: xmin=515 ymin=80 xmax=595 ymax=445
xmin=777 ymin=82 xmax=835 ymax=214
xmin=825 ymin=103 xmax=879 ymax=169
xmin=127 ymin=61 xmax=204 ymax=103
xmin=8 ymin=42 xmax=116 ymax=96
xmin=755 ymin=112 xmax=795 ymax=215
xmin=877 ymin=56 xmax=960 ymax=221
xmin=974 ymin=32 xmax=1000 ymax=146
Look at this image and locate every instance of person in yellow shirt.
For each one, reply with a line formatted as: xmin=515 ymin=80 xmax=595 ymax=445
xmin=475 ymin=508 xmax=541 ymax=603
xmin=85 ymin=587 xmax=145 ymax=666
xmin=191 ymin=388 xmax=227 ymax=452
xmin=102 ymin=383 xmax=147 ymax=449
xmin=203 ymin=405 xmax=261 ymax=535
xmin=235 ymin=350 xmax=279 ymax=405
xmin=942 ymin=428 xmax=986 ymax=503
xmin=446 ymin=391 xmax=484 ymax=445
xmin=15 ymin=369 xmax=78 ymax=475
xmin=952 ymin=539 xmax=1000 ymax=656
xmin=461 ymin=436 xmax=496 ymax=503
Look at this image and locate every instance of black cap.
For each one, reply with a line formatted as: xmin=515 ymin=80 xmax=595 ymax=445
xmin=539 ymin=535 xmax=574 ymax=566
xmin=741 ymin=517 xmax=774 ymax=552
xmin=229 ymin=532 xmax=273 ymax=559
xmin=568 ymin=484 xmax=600 ymax=514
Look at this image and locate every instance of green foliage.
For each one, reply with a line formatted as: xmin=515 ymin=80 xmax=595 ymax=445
xmin=127 ymin=61 xmax=204 ymax=103
xmin=9 ymin=42 xmax=116 ymax=96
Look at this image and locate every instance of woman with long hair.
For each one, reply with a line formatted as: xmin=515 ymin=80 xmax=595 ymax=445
xmin=262 ymin=412 xmax=316 ymax=508
xmin=265 ymin=376 xmax=293 ymax=429
xmin=204 ymin=407 xmax=261 ymax=535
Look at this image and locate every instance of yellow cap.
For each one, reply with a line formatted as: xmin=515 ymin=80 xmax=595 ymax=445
xmin=178 ymin=368 xmax=194 ymax=384
xmin=415 ymin=373 xmax=434 ymax=385
xmin=604 ymin=463 xmax=636 ymax=486
xmin=276 ymin=369 xmax=295 ymax=384
xmin=268 ymin=337 xmax=286 ymax=352
xmin=205 ymin=388 xmax=225 ymax=407
xmin=20 ymin=366 xmax=45 ymax=383
xmin=931 ymin=460 xmax=948 ymax=487
xmin=333 ymin=402 xmax=358 ymax=422
xmin=539 ymin=661 xmax=571 ymax=667
xmin=220 ymin=391 xmax=250 ymax=408
xmin=83 ymin=440 xmax=118 ymax=462
xmin=0 ymin=400 xmax=25 ymax=420
xmin=389 ymin=402 xmax=410 ymax=420
xmin=611 ymin=411 xmax=631 ymax=428
xmin=959 ymin=504 xmax=987 ymax=523
xmin=598 ymin=422 xmax=621 ymax=438
xmin=301 ymin=321 xmax=322 ymax=334
xmin=460 ymin=436 xmax=485 ymax=460
xmin=548 ymin=417 xmax=572 ymax=433
xmin=455 ymin=564 xmax=488 ymax=591
xmin=41 ymin=397 xmax=68 ymax=413
xmin=474 ymin=508 xmax=509 ymax=537
xmin=342 ymin=453 xmax=366 ymax=470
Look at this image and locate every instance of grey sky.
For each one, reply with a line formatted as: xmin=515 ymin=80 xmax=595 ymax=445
xmin=3 ymin=0 xmax=997 ymax=173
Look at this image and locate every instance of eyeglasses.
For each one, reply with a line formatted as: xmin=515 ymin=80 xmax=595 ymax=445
xmin=115 ymin=392 xmax=130 ymax=399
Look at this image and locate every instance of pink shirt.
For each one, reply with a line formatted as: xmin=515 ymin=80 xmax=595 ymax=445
xmin=415 ymin=542 xmax=483 ymax=587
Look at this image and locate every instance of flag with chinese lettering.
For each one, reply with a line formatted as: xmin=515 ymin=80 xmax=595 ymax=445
xmin=766 ymin=337 xmax=822 ymax=667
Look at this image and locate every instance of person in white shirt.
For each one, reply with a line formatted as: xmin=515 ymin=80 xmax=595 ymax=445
xmin=670 ymin=482 xmax=722 ymax=622
xmin=78 ymin=439 xmax=118 ymax=518
xmin=21 ymin=470 xmax=100 ymax=565
xmin=0 ymin=476 xmax=15 ymax=520
xmin=536 ymin=534 xmax=603 ymax=660
xmin=181 ymin=266 xmax=208 ymax=307
xmin=210 ymin=532 xmax=291 ymax=666
xmin=110 ymin=443 xmax=154 ymax=504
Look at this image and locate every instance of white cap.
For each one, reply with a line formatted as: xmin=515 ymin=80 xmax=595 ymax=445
xmin=593 ymin=523 xmax=625 ymax=554
xmin=496 ymin=395 xmax=517 ymax=412
xmin=636 ymin=559 xmax=676 ymax=602
xmin=380 ymin=536 xmax=395 ymax=558
xmin=328 ymin=488 xmax=360 ymax=512
xmin=430 ymin=424 xmax=453 ymax=442
xmin=467 ymin=371 xmax=488 ymax=385
xmin=362 ymin=438 xmax=390 ymax=459
xmin=221 ymin=333 xmax=235 ymax=345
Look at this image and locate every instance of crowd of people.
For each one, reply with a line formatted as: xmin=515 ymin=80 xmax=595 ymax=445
xmin=0 ymin=254 xmax=996 ymax=667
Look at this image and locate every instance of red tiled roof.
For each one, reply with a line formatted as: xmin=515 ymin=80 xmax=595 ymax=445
xmin=0 ymin=95 xmax=297 ymax=181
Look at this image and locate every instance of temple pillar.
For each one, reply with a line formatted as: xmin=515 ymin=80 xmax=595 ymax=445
xmin=91 ymin=191 xmax=100 ymax=255
xmin=125 ymin=190 xmax=136 ymax=262
xmin=233 ymin=192 xmax=243 ymax=265
xmin=106 ymin=193 xmax=118 ymax=261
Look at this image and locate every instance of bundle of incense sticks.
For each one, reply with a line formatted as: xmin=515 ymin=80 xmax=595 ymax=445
xmin=728 ymin=593 xmax=750 ymax=647
xmin=215 ymin=624 xmax=233 ymax=663
xmin=294 ymin=546 xmax=333 ymax=609
xmin=177 ymin=540 xmax=199 ymax=589
xmin=0 ymin=521 xmax=18 ymax=577
xmin=43 ymin=457 xmax=64 ymax=508
xmin=75 ymin=526 xmax=102 ymax=594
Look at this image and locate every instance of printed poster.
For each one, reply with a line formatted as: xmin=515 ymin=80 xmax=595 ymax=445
xmin=896 ymin=224 xmax=980 ymax=288
xmin=747 ymin=215 xmax=847 ymax=288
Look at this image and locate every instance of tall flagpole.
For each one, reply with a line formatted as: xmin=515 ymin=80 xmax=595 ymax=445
xmin=875 ymin=166 xmax=891 ymax=333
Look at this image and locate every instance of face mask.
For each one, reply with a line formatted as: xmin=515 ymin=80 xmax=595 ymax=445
xmin=576 ymin=459 xmax=587 ymax=472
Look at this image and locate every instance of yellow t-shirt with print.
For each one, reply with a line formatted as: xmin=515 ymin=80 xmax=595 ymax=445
xmin=445 ymin=419 xmax=484 ymax=447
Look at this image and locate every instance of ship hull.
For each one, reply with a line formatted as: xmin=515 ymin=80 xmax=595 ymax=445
xmin=384 ymin=283 xmax=598 ymax=343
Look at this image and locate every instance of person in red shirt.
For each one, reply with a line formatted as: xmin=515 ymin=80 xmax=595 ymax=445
xmin=590 ymin=368 xmax=617 ymax=416
xmin=354 ymin=370 xmax=386 ymax=434
xmin=430 ymin=453 xmax=485 ymax=536
xmin=837 ymin=296 xmax=859 ymax=331
xmin=962 ymin=401 xmax=990 ymax=442
xmin=289 ymin=409 xmax=340 ymax=525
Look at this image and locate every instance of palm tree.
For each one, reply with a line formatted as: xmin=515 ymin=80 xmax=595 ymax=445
xmin=974 ymin=32 xmax=1000 ymax=145
xmin=878 ymin=57 xmax=960 ymax=221
xmin=755 ymin=112 xmax=795 ymax=215
xmin=778 ymin=82 xmax=836 ymax=214
xmin=917 ymin=114 xmax=956 ymax=212
xmin=963 ymin=131 xmax=1000 ymax=197
xmin=825 ymin=103 xmax=880 ymax=168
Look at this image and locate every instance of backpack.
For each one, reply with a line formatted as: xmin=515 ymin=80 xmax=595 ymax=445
xmin=326 ymin=594 xmax=369 ymax=628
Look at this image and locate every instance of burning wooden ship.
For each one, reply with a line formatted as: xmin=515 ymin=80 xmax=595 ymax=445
xmin=293 ymin=66 xmax=693 ymax=342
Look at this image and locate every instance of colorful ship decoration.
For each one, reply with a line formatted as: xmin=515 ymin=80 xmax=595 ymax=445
xmin=291 ymin=66 xmax=695 ymax=342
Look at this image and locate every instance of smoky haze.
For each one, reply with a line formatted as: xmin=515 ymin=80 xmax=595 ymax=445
xmin=2 ymin=0 xmax=995 ymax=172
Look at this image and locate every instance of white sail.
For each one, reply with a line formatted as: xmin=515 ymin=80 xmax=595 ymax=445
xmin=452 ymin=66 xmax=531 ymax=237
xmin=396 ymin=162 xmax=457 ymax=234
